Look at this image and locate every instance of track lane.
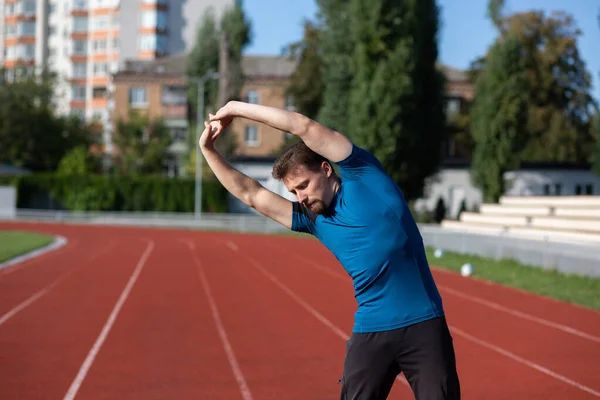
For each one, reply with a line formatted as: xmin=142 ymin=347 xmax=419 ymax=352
xmin=187 ymin=233 xmax=378 ymax=400
xmin=70 ymin=236 xmax=247 ymax=400
xmin=0 ymin=234 xmax=149 ymax=399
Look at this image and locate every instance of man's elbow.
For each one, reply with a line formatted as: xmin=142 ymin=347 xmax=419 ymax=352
xmin=242 ymin=180 xmax=261 ymax=208
xmin=292 ymin=114 xmax=314 ymax=138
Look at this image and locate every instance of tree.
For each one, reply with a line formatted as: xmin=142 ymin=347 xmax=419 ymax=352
xmin=186 ymin=3 xmax=251 ymax=166
xmin=186 ymin=8 xmax=220 ymax=113
xmin=346 ymin=0 xmax=446 ymax=200
xmin=0 ymin=68 xmax=94 ymax=172
xmin=470 ymin=35 xmax=529 ymax=202
xmin=112 ymin=111 xmax=172 ymax=176
xmin=56 ymin=146 xmax=100 ymax=175
xmin=316 ymin=0 xmax=354 ymax=135
xmin=283 ymin=19 xmax=324 ymax=120
xmin=475 ymin=2 xmax=596 ymax=163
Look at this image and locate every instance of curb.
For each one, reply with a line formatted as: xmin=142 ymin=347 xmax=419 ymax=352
xmin=0 ymin=235 xmax=69 ymax=271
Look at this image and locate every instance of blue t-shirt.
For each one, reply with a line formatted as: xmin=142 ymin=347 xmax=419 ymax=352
xmin=291 ymin=144 xmax=445 ymax=333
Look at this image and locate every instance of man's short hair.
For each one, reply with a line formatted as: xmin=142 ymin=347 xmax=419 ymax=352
xmin=272 ymin=140 xmax=331 ymax=180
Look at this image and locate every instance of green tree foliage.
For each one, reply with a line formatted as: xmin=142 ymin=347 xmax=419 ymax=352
xmin=476 ymin=2 xmax=596 ymax=163
xmin=470 ymin=36 xmax=529 ymax=202
xmin=0 ymin=69 xmax=94 ymax=172
xmin=112 ymin=110 xmax=172 ymax=176
xmin=316 ymin=0 xmax=354 ymax=135
xmin=186 ymin=3 xmax=251 ymax=164
xmin=347 ymin=0 xmax=446 ymax=200
xmin=186 ymin=8 xmax=220 ymax=113
xmin=219 ymin=2 xmax=252 ymax=105
xmin=284 ymin=19 xmax=324 ymax=120
xmin=56 ymin=146 xmax=100 ymax=175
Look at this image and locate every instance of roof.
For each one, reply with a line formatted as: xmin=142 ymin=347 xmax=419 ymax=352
xmin=241 ymin=55 xmax=297 ymax=78
xmin=117 ymin=54 xmax=298 ymax=80
xmin=117 ymin=54 xmax=469 ymax=84
xmin=440 ymin=65 xmax=469 ymax=82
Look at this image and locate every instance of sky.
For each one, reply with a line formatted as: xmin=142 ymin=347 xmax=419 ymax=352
xmin=240 ymin=0 xmax=600 ymax=102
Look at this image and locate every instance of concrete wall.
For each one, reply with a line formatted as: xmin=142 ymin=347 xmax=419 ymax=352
xmin=0 ymin=186 xmax=17 ymax=219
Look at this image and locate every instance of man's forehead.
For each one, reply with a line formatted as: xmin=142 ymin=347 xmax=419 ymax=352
xmin=283 ymin=166 xmax=310 ymax=187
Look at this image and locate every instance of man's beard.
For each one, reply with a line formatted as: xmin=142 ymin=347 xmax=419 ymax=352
xmin=308 ymin=200 xmax=327 ymax=214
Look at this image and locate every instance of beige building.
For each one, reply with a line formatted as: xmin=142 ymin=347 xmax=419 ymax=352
xmin=111 ymin=54 xmax=297 ymax=176
xmin=228 ymin=55 xmax=296 ymax=157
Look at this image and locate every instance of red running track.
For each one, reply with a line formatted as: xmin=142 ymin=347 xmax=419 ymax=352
xmin=0 ymin=221 xmax=599 ymax=399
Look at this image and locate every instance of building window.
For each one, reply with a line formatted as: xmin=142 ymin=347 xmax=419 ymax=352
xmin=72 ymin=86 xmax=86 ymax=101
xmin=93 ymin=16 xmax=110 ymax=30
xmin=93 ymin=87 xmax=107 ymax=98
xmin=22 ymin=1 xmax=36 ymax=15
xmin=73 ymin=0 xmax=87 ymax=10
xmin=20 ymin=21 xmax=36 ymax=36
xmin=544 ymin=183 xmax=562 ymax=196
xmin=129 ymin=87 xmax=147 ymax=108
xmin=244 ymin=125 xmax=260 ymax=147
xmin=141 ymin=10 xmax=157 ymax=28
xmin=139 ymin=35 xmax=156 ymax=51
xmin=93 ymin=62 xmax=108 ymax=76
xmin=72 ymin=62 xmax=87 ymax=77
xmin=73 ymin=17 xmax=88 ymax=33
xmin=161 ymin=86 xmax=186 ymax=105
xmin=170 ymin=128 xmax=186 ymax=142
xmin=73 ymin=40 xmax=87 ymax=54
xmin=93 ymin=39 xmax=107 ymax=53
xmin=5 ymin=24 xmax=17 ymax=37
xmin=246 ymin=90 xmax=259 ymax=104
xmin=446 ymin=98 xmax=461 ymax=115
xmin=285 ymin=95 xmax=295 ymax=111
xmin=71 ymin=109 xmax=86 ymax=119
xmin=18 ymin=44 xmax=35 ymax=60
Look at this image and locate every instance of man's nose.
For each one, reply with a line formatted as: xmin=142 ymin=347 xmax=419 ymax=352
xmin=298 ymin=192 xmax=308 ymax=203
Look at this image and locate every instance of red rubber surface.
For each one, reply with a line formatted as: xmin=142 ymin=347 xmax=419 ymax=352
xmin=1 ymin=222 xmax=599 ymax=399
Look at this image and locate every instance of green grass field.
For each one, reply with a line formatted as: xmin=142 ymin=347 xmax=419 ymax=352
xmin=425 ymin=247 xmax=600 ymax=311
xmin=0 ymin=231 xmax=55 ymax=264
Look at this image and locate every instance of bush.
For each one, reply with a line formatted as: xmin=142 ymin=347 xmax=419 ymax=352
xmin=11 ymin=174 xmax=228 ymax=213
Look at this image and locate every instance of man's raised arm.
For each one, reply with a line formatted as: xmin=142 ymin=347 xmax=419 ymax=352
xmin=198 ymin=121 xmax=293 ymax=229
xmin=209 ymin=101 xmax=353 ymax=163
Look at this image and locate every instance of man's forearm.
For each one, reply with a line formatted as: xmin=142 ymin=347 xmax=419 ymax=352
xmin=230 ymin=101 xmax=311 ymax=137
xmin=200 ymin=146 xmax=259 ymax=207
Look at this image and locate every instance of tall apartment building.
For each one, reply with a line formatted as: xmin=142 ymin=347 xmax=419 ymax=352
xmin=0 ymin=0 xmax=235 ymax=152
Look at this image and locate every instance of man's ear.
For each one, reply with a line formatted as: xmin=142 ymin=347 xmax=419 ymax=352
xmin=322 ymin=161 xmax=333 ymax=177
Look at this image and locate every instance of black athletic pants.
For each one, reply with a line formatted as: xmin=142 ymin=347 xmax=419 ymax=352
xmin=339 ymin=316 xmax=460 ymax=400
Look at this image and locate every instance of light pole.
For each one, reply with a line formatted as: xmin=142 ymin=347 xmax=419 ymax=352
xmin=190 ymin=70 xmax=220 ymax=218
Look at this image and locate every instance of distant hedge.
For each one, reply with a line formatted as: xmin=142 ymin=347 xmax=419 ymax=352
xmin=8 ymin=174 xmax=228 ymax=213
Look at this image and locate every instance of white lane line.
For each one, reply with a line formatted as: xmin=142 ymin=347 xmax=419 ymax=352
xmin=184 ymin=240 xmax=253 ymax=400
xmin=438 ymin=285 xmax=600 ymax=343
xmin=225 ymin=240 xmax=409 ymax=388
xmin=63 ymin=239 xmax=154 ymax=400
xmin=450 ymin=325 xmax=600 ymax=397
xmin=0 ymin=241 xmax=118 ymax=328
xmin=1 ymin=236 xmax=73 ymax=278
xmin=432 ymin=266 xmax=600 ymax=317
